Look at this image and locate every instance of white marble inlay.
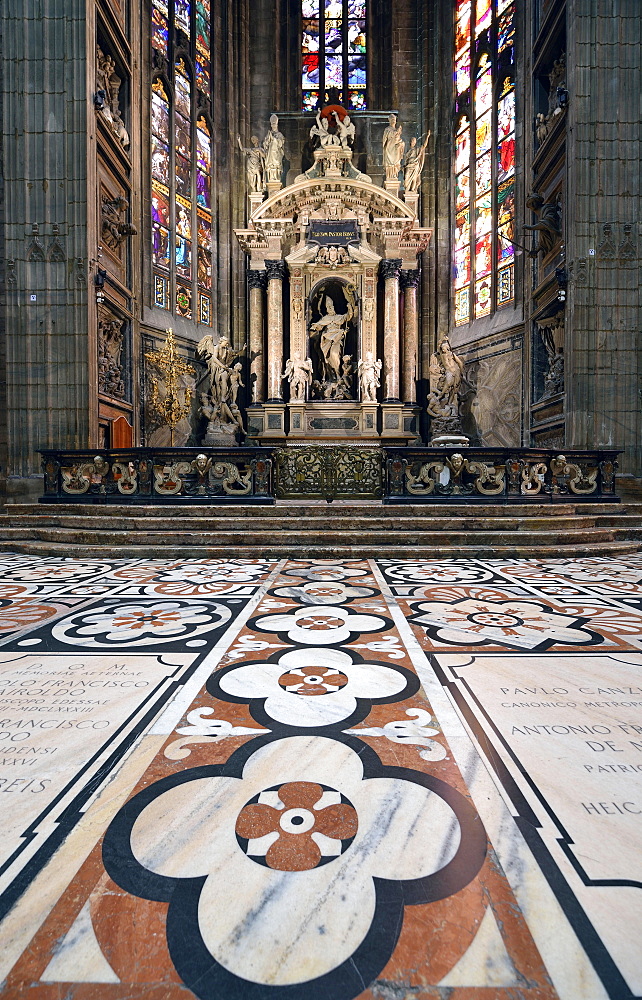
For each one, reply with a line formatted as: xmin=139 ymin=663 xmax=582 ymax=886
xmin=253 ymin=605 xmax=386 ymax=645
xmin=437 ymin=651 xmax=642 ymax=995
xmin=438 ymin=904 xmax=518 ymax=987
xmin=0 ymin=652 xmax=196 ymax=894
xmin=41 ymin=901 xmax=119 ymax=983
xmin=130 ymin=735 xmax=461 ymax=985
xmin=218 ymin=647 xmax=407 ymax=726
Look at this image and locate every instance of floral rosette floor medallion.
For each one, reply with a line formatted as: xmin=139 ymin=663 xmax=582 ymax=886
xmin=103 ymin=734 xmax=487 ymax=1000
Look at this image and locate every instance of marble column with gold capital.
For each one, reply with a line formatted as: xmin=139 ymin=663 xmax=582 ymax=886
xmin=264 ymin=259 xmax=287 ymax=402
xmin=247 ymin=270 xmax=266 ymax=403
xmin=380 ymin=258 xmax=402 ymax=402
xmin=400 ymin=268 xmax=420 ymax=403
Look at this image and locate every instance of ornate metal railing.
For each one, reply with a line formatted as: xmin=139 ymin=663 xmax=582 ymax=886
xmin=40 ymin=448 xmax=274 ymax=504
xmin=40 ymin=446 xmax=620 ymax=504
xmin=384 ymin=449 xmax=620 ymax=503
xmin=274 ymin=446 xmax=383 ymax=500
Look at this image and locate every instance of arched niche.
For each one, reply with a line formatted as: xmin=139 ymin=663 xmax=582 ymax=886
xmin=307 ymin=276 xmax=359 ymax=399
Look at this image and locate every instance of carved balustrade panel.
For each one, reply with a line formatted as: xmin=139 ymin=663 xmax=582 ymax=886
xmin=40 ymin=449 xmax=274 ymax=504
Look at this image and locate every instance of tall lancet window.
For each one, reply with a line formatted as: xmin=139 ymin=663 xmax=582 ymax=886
xmin=151 ymin=0 xmax=213 ymax=325
xmin=301 ymin=1 xmax=367 ymax=112
xmin=453 ymin=0 xmax=515 ymax=326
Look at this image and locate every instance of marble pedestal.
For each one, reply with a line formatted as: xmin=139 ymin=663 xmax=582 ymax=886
xmin=380 ymin=401 xmax=416 ymax=443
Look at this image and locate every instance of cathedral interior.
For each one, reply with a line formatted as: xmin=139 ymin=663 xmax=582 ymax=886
xmin=0 ymin=1 xmax=641 ymax=999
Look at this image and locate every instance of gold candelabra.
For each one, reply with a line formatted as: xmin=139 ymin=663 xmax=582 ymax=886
xmin=145 ymin=328 xmax=196 ymax=445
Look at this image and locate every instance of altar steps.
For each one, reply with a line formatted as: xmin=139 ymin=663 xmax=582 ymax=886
xmin=0 ymin=501 xmax=640 ymax=559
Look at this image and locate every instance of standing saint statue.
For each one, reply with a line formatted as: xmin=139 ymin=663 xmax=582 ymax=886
xmin=237 ymin=134 xmax=265 ymax=193
xmin=310 ymin=291 xmax=354 ymax=381
xmin=404 ymin=132 xmax=430 ymax=193
xmin=358 ymin=352 xmax=382 ymax=402
xmin=382 ymin=113 xmax=405 ymax=182
xmin=282 ymin=354 xmax=314 ymax=401
xmin=262 ymin=114 xmax=285 ymax=185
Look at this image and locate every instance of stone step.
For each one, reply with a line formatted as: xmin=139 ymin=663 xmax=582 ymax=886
xmin=0 ymin=525 xmax=626 ymax=546
xmin=1 ymin=514 xmax=612 ymax=532
xmin=7 ymin=501 xmax=627 ymax=518
xmin=0 ymin=539 xmax=639 ymax=559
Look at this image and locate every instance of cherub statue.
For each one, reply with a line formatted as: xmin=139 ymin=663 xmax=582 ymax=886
xmin=358 ymin=352 xmax=382 ymax=402
xmin=282 ymin=354 xmax=313 ymax=401
xmin=310 ymin=111 xmax=340 ymax=148
xmin=332 ymin=110 xmax=355 ymax=149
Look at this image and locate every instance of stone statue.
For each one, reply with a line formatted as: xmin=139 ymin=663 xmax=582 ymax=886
xmin=282 ymin=354 xmax=313 ymax=401
xmin=382 ymin=114 xmax=404 ymax=182
xmin=426 ymin=337 xmax=466 ymax=436
xmin=310 ymin=291 xmax=354 ymax=381
xmin=310 ymin=111 xmax=340 ymax=149
xmin=262 ymin=114 xmax=285 ymax=185
xmin=403 ymin=133 xmax=430 ymax=193
xmin=196 ymin=335 xmax=247 ymax=442
xmin=524 ymin=192 xmax=562 ymax=255
xmin=237 ymin=134 xmax=265 ymax=193
xmin=358 ymin=352 xmax=382 ymax=402
xmin=332 ymin=110 xmax=355 ymax=149
xmin=96 ymin=46 xmax=130 ymax=148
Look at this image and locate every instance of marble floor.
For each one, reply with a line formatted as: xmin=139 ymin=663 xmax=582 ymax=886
xmin=0 ymin=553 xmax=640 ymax=1000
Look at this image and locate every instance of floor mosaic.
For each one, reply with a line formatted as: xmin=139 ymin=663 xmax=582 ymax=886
xmin=0 ymin=554 xmax=640 ymax=1000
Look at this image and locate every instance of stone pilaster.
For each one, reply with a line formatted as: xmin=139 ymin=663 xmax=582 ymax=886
xmin=380 ymin=258 xmax=402 ymax=402
xmin=264 ymin=259 xmax=287 ymax=402
xmin=247 ymin=269 xmax=266 ymax=403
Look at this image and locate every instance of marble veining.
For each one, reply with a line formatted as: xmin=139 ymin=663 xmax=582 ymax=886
xmin=0 ymin=554 xmax=640 ymax=999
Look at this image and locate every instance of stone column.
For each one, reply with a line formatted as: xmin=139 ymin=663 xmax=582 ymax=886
xmin=400 ymin=269 xmax=420 ymax=403
xmin=380 ymin=258 xmax=402 ymax=402
xmin=247 ymin=269 xmax=266 ymax=402
xmin=264 ymin=260 xmax=287 ymax=402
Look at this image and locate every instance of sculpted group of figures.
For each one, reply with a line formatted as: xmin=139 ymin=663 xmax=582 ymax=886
xmin=238 ymin=110 xmax=429 ymax=192
xmin=196 ymin=329 xmax=464 ymax=440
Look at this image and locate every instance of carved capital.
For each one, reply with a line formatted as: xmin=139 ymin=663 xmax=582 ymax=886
xmin=264 ymin=259 xmax=287 ymax=282
xmin=380 ymin=258 xmax=402 ymax=282
xmin=247 ymin=268 xmax=267 ymax=290
xmin=400 ymin=268 xmax=420 ymax=290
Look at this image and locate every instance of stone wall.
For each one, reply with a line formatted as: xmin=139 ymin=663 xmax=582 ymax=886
xmin=566 ymin=0 xmax=642 ymax=475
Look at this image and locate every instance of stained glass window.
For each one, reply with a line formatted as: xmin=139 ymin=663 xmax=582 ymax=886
xmin=301 ymin=1 xmax=367 ymax=112
xmin=453 ymin=0 xmax=515 ymax=325
xmin=151 ymin=0 xmax=212 ymax=324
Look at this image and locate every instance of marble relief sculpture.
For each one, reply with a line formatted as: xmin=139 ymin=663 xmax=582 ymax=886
xmin=283 ymin=354 xmax=314 ymax=401
xmin=262 ymin=114 xmax=285 ymax=185
xmin=237 ymin=134 xmax=265 ymax=193
xmin=404 ymin=132 xmax=430 ymax=192
xmin=358 ymin=352 xmax=382 ymax=401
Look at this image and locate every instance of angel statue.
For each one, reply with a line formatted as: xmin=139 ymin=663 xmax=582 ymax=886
xmin=282 ymin=354 xmax=314 ymax=401
xmin=197 ymin=335 xmax=246 ymax=404
xmin=404 ymin=132 xmax=430 ymax=193
xmin=358 ymin=351 xmax=382 ymax=402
